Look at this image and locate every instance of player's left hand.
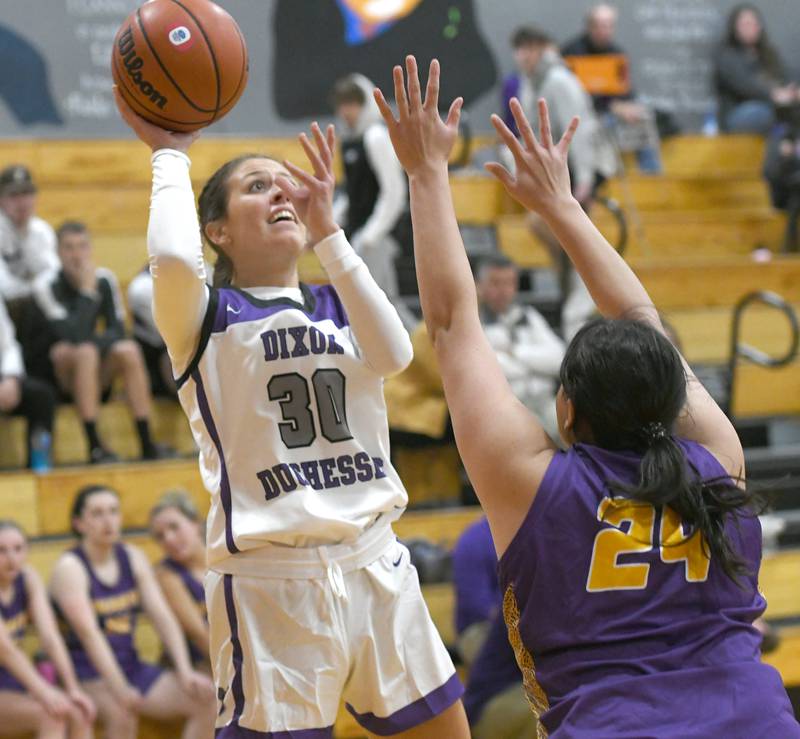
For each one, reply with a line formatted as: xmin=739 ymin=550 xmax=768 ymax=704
xmin=277 ymin=122 xmax=339 ymax=246
xmin=179 ymin=668 xmax=216 ymax=702
xmin=374 ymin=56 xmax=463 ymax=177
xmin=67 ymin=686 xmax=97 ymax=723
xmin=485 ymin=98 xmax=579 ymax=218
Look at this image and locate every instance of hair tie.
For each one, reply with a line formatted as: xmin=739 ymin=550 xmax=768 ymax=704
xmin=643 ymin=422 xmax=668 ymax=444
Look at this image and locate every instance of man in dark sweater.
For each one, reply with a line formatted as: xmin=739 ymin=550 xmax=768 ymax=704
xmin=28 ymin=221 xmax=167 ymax=463
xmin=562 ymin=3 xmax=661 ymax=173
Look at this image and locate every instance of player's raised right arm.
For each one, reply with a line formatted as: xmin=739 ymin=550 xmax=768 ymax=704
xmin=376 ymin=58 xmax=557 ymax=557
xmin=113 ymin=88 xmax=208 ymax=375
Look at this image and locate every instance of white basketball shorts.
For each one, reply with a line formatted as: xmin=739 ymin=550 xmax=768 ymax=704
xmin=207 ymin=521 xmax=463 ymax=736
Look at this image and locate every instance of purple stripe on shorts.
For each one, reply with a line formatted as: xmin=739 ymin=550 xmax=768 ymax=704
xmin=212 ymin=285 xmax=349 ymax=334
xmin=346 ymin=672 xmax=464 ymax=736
xmin=215 ymin=723 xmax=333 ymax=738
xmin=193 ymin=369 xmax=239 ymax=554
xmin=223 ymin=575 xmax=245 ymax=725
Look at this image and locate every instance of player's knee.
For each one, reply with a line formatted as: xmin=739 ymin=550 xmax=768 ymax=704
xmin=105 ymin=706 xmax=138 ymax=735
xmin=75 ymin=341 xmax=100 ymax=364
xmin=111 ymin=339 xmax=143 ymax=366
xmin=49 ymin=341 xmax=75 ymax=366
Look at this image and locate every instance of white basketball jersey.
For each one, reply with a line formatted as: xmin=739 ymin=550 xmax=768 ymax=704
xmin=176 ymin=283 xmax=408 ymax=565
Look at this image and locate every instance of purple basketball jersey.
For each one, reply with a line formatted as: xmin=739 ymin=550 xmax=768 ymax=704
xmin=0 ymin=573 xmax=29 ymax=692
xmin=62 ymin=544 xmax=161 ymax=693
xmin=498 ymin=439 xmax=799 ymax=737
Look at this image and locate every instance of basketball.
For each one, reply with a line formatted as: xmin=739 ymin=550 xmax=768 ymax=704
xmin=111 ymin=0 xmax=248 ymax=132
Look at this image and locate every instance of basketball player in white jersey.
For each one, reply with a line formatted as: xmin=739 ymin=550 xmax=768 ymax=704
xmin=113 ymin=89 xmax=468 ymax=738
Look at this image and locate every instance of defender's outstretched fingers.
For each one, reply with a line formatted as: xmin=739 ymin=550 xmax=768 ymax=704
xmin=537 ymin=98 xmax=553 ymax=149
xmin=374 ymin=88 xmax=397 ymax=126
xmin=393 ymin=65 xmax=410 ymax=120
xmin=424 ymin=59 xmax=441 ymax=111
xmin=405 ymin=55 xmax=423 ymax=110
xmin=298 ymin=132 xmax=326 ymax=179
xmin=491 ymin=114 xmax=527 ymax=167
xmin=509 ymin=98 xmax=538 ymax=153
xmin=484 ymin=162 xmax=515 ymax=190
xmin=558 ymin=115 xmax=581 ymax=154
xmin=446 ymin=97 xmax=464 ymax=129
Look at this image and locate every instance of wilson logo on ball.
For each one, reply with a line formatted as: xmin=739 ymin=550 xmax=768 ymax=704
xmin=168 ymin=26 xmax=194 ymax=48
xmin=117 ymin=26 xmax=168 ymax=109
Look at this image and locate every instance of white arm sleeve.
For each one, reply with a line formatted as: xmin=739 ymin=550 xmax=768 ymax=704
xmin=314 ymin=230 xmax=412 ymax=377
xmin=0 ymin=298 xmax=23 ymax=377
xmin=0 ymin=259 xmax=33 ymax=301
xmin=357 ymin=126 xmax=407 ymax=247
xmin=147 ymin=149 xmax=209 ymax=375
xmin=511 ymin=309 xmax=566 ymax=378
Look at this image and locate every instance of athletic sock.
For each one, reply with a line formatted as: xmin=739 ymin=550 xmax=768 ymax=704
xmin=136 ymin=418 xmax=155 ymax=456
xmin=83 ymin=420 xmax=101 ymax=451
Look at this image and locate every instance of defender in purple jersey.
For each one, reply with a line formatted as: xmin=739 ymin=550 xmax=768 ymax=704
xmin=0 ymin=520 xmax=94 ymax=738
xmin=50 ymin=485 xmax=216 ymax=739
xmin=379 ymin=57 xmax=800 ymax=737
xmin=150 ymin=492 xmax=209 ymax=668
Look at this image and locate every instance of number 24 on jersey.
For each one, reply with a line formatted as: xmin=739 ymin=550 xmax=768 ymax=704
xmin=586 ymin=496 xmax=711 ymax=592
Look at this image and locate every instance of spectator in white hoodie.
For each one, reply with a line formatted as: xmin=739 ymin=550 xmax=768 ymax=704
xmin=332 ymin=73 xmax=416 ymax=331
xmin=476 ymin=255 xmax=564 ymax=441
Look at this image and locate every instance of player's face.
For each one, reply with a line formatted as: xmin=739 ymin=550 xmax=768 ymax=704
xmin=222 ymin=158 xmax=306 ymax=262
xmin=74 ymin=492 xmax=122 ymax=546
xmin=477 ymin=266 xmax=518 ymax=316
xmin=0 ymin=192 xmax=36 ymax=229
xmin=734 ymin=9 xmax=762 ymax=46
xmin=0 ymin=528 xmax=26 ymax=584
xmin=151 ymin=507 xmax=202 ymax=564
xmin=58 ymin=231 xmax=93 ymax=282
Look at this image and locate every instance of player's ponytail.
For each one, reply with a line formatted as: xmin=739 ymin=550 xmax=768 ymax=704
xmin=560 ymin=318 xmax=762 ymax=582
xmin=198 ymin=153 xmax=272 ymax=288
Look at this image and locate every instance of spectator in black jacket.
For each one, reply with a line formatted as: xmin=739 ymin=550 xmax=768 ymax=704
xmin=714 ymin=4 xmax=798 ymax=135
xmin=562 ymin=4 xmax=662 ymax=173
xmin=28 ymin=221 xmax=168 ymax=464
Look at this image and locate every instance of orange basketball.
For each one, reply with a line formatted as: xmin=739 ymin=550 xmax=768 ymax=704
xmin=111 ymin=0 xmax=248 ymax=132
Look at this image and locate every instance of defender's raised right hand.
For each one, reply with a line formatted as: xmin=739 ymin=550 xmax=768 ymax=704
xmin=113 ymin=86 xmax=200 ymax=154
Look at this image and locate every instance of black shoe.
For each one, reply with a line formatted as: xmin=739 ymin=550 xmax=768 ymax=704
xmin=141 ymin=442 xmax=178 ymax=461
xmin=90 ymin=446 xmax=119 ymax=465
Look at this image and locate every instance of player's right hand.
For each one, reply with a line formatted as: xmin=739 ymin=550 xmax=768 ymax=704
xmin=113 ymin=86 xmax=200 ymax=154
xmin=36 ymin=684 xmax=73 ymax=720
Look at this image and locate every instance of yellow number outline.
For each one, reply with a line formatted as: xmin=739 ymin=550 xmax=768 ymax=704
xmin=586 ymin=497 xmax=710 ymax=593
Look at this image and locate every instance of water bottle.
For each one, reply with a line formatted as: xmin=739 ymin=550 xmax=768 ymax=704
xmin=30 ymin=428 xmax=52 ymax=473
xmin=702 ymin=111 xmax=719 ymax=137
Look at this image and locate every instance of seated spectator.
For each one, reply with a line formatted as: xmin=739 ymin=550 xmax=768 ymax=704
xmin=0 ymin=165 xmax=58 ymax=307
xmin=453 ymin=517 xmax=536 ymax=739
xmin=0 ymin=296 xmax=56 ymax=469
xmin=0 ymin=520 xmax=95 ymax=739
xmin=714 ymin=4 xmax=798 ymax=135
xmin=331 ymin=74 xmax=415 ymax=330
xmin=562 ymin=3 xmax=662 ymax=173
xmin=501 ymin=26 xmax=615 ymax=209
xmin=127 ymin=267 xmax=176 ymax=398
xmin=476 ymin=255 xmax=564 ymax=441
xmin=50 ymin=485 xmax=216 ymax=739
xmin=149 ymin=492 xmax=209 ymax=670
xmin=384 ymin=321 xmax=448 ymax=444
xmin=27 ymin=221 xmax=171 ymax=464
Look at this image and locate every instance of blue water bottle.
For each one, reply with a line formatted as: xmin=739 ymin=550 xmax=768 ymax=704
xmin=30 ymin=428 xmax=52 ymax=473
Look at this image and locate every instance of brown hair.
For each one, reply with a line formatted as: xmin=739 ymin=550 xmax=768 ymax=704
xmin=197 ymin=153 xmax=276 ymax=288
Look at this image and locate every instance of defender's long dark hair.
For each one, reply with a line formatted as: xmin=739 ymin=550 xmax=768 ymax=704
xmin=559 ymin=318 xmax=760 ymax=582
xmin=724 ymin=4 xmax=783 ymax=78
xmin=197 ymin=153 xmax=275 ymax=288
